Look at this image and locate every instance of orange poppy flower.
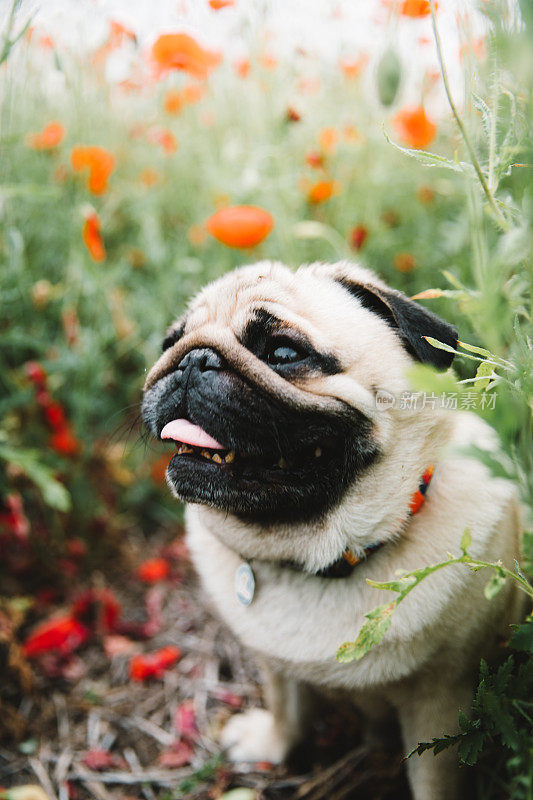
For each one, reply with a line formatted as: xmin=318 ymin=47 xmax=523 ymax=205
xmin=304 ymin=179 xmax=340 ymax=204
xmin=139 ymin=168 xmax=159 ymax=186
xmin=164 ymin=89 xmax=184 ymax=115
xmin=82 ymin=212 xmax=106 ymax=262
xmin=260 ymin=52 xmax=278 ymax=70
xmin=25 ymin=121 xmax=65 ymax=150
xmin=318 ymin=127 xmax=339 ymax=154
xmin=71 ymin=146 xmax=115 ymax=194
xmin=234 ymin=58 xmax=250 ymax=78
xmin=164 ymin=83 xmax=203 ymax=114
xmin=417 ymin=185 xmax=435 ymax=203
xmin=183 ymin=83 xmax=204 ymax=104
xmin=148 ymin=127 xmax=178 ymax=154
xmin=400 ymin=0 xmax=432 ymax=17
xmin=151 ymin=33 xmax=221 ymax=79
xmin=393 ymin=106 xmax=436 ymax=149
xmin=109 ymin=20 xmax=136 ymax=46
xmin=297 ymin=76 xmax=321 ymax=95
xmin=206 ymin=206 xmax=274 ymax=248
xmin=339 ymin=55 xmax=368 ymax=79
xmin=343 ymin=124 xmax=360 ymax=143
xmin=209 ymin=0 xmax=235 ymax=8
xmin=394 ymin=252 xmax=416 ymax=272
xmin=188 ymin=224 xmax=208 ymax=246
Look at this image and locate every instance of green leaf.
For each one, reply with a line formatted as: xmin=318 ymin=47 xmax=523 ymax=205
xmin=461 ymin=529 xmax=472 ymax=552
xmin=457 ymin=730 xmax=487 ymax=765
xmin=0 ymin=445 xmax=71 ymax=512
xmin=383 ymin=130 xmax=475 ymax=175
xmin=336 ymin=602 xmax=395 ymax=663
xmin=366 ymin=575 xmax=416 ymax=594
xmin=475 ymin=361 xmax=495 ymax=390
xmin=509 ymin=617 xmax=533 ymax=653
xmin=424 ymin=336 xmax=458 ymax=355
xmin=484 ymin=572 xmax=507 ymax=600
xmin=457 ymin=340 xmax=496 ymax=359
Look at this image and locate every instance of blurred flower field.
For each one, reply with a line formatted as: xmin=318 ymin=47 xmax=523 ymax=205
xmin=0 ymin=0 xmax=532 ymax=797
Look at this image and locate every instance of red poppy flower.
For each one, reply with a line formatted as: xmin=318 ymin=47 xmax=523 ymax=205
xmin=175 ymin=700 xmax=198 ymax=740
xmin=158 ymin=740 xmax=194 ymax=768
xmin=136 ymin=557 xmax=170 ymax=583
xmin=82 ymin=749 xmax=126 ymax=770
xmin=50 ymin=425 xmax=80 ymax=456
xmin=25 ymin=361 xmax=47 ymax=387
xmin=129 ymin=645 xmax=181 ymax=681
xmin=151 ymin=33 xmax=221 ymax=80
xmin=0 ymin=493 xmax=29 ymax=540
xmin=209 ymin=0 xmax=235 ymax=8
xmin=44 ymin=402 xmax=67 ymax=431
xmin=206 ymin=206 xmax=274 ymax=248
xmin=25 ymin=121 xmax=65 ymax=150
xmin=305 ymin=150 xmax=324 ymax=169
xmin=23 ymin=614 xmax=90 ymax=657
xmin=286 ymin=107 xmax=301 ymax=123
xmin=393 ymin=106 xmax=437 ymax=149
xmin=82 ymin=212 xmax=106 ymax=262
xmin=350 ymin=225 xmax=369 ymax=250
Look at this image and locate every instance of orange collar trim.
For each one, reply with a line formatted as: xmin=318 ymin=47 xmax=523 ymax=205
xmin=341 ymin=464 xmax=435 ymax=570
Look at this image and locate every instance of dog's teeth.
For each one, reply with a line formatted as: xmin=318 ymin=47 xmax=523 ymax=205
xmin=212 ymin=453 xmax=222 ymax=464
xmin=225 ymin=451 xmax=235 ymax=464
xmin=277 ymin=457 xmax=288 ymax=469
xmin=314 ymin=446 xmax=322 ymax=458
xmin=177 ymin=444 xmax=191 ymax=454
xmin=200 ymin=450 xmax=212 ymax=460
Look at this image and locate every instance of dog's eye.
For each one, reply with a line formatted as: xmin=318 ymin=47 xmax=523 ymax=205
xmin=266 ymin=344 xmax=302 ymax=366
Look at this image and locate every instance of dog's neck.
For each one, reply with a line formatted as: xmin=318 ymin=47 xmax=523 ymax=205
xmin=194 ymin=409 xmax=453 ymax=574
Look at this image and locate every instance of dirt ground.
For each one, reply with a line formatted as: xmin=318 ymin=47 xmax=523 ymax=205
xmin=1 ymin=525 xmax=412 ymax=800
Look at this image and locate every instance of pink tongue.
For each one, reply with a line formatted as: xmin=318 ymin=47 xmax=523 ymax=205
xmin=160 ymin=419 xmax=224 ymax=450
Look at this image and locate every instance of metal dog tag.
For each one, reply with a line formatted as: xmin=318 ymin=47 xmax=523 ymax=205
xmin=235 ymin=562 xmax=255 ymax=606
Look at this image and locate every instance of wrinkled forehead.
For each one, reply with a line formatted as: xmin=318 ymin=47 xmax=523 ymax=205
xmin=185 ymin=262 xmax=300 ymax=333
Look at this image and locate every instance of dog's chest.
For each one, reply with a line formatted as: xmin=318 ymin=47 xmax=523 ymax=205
xmin=185 ymin=511 xmax=439 ymax=690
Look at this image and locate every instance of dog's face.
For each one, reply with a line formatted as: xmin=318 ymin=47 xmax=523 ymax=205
xmin=142 ymin=261 xmax=457 ymax=525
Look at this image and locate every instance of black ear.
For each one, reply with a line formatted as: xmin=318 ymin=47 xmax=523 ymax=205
xmin=162 ymin=319 xmax=185 ymax=352
xmin=338 ymin=278 xmax=458 ymax=370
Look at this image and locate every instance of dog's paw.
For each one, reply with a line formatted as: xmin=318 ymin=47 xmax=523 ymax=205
xmin=220 ymin=708 xmax=290 ymax=764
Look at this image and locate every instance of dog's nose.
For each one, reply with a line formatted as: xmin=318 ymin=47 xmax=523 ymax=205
xmin=177 ymin=348 xmax=224 ymax=372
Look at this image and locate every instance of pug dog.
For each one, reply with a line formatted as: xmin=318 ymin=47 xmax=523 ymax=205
xmin=142 ymin=261 xmax=523 ymax=800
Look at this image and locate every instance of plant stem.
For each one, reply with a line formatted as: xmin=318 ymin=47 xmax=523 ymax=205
xmin=428 ymin=0 xmax=509 ymax=230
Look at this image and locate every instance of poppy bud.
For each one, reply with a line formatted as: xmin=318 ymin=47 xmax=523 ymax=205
xmin=377 ymin=48 xmax=401 ymax=107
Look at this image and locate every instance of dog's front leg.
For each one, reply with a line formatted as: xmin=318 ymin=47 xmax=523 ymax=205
xmin=395 ymin=678 xmax=472 ymax=800
xmin=220 ymin=660 xmax=311 ymax=764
